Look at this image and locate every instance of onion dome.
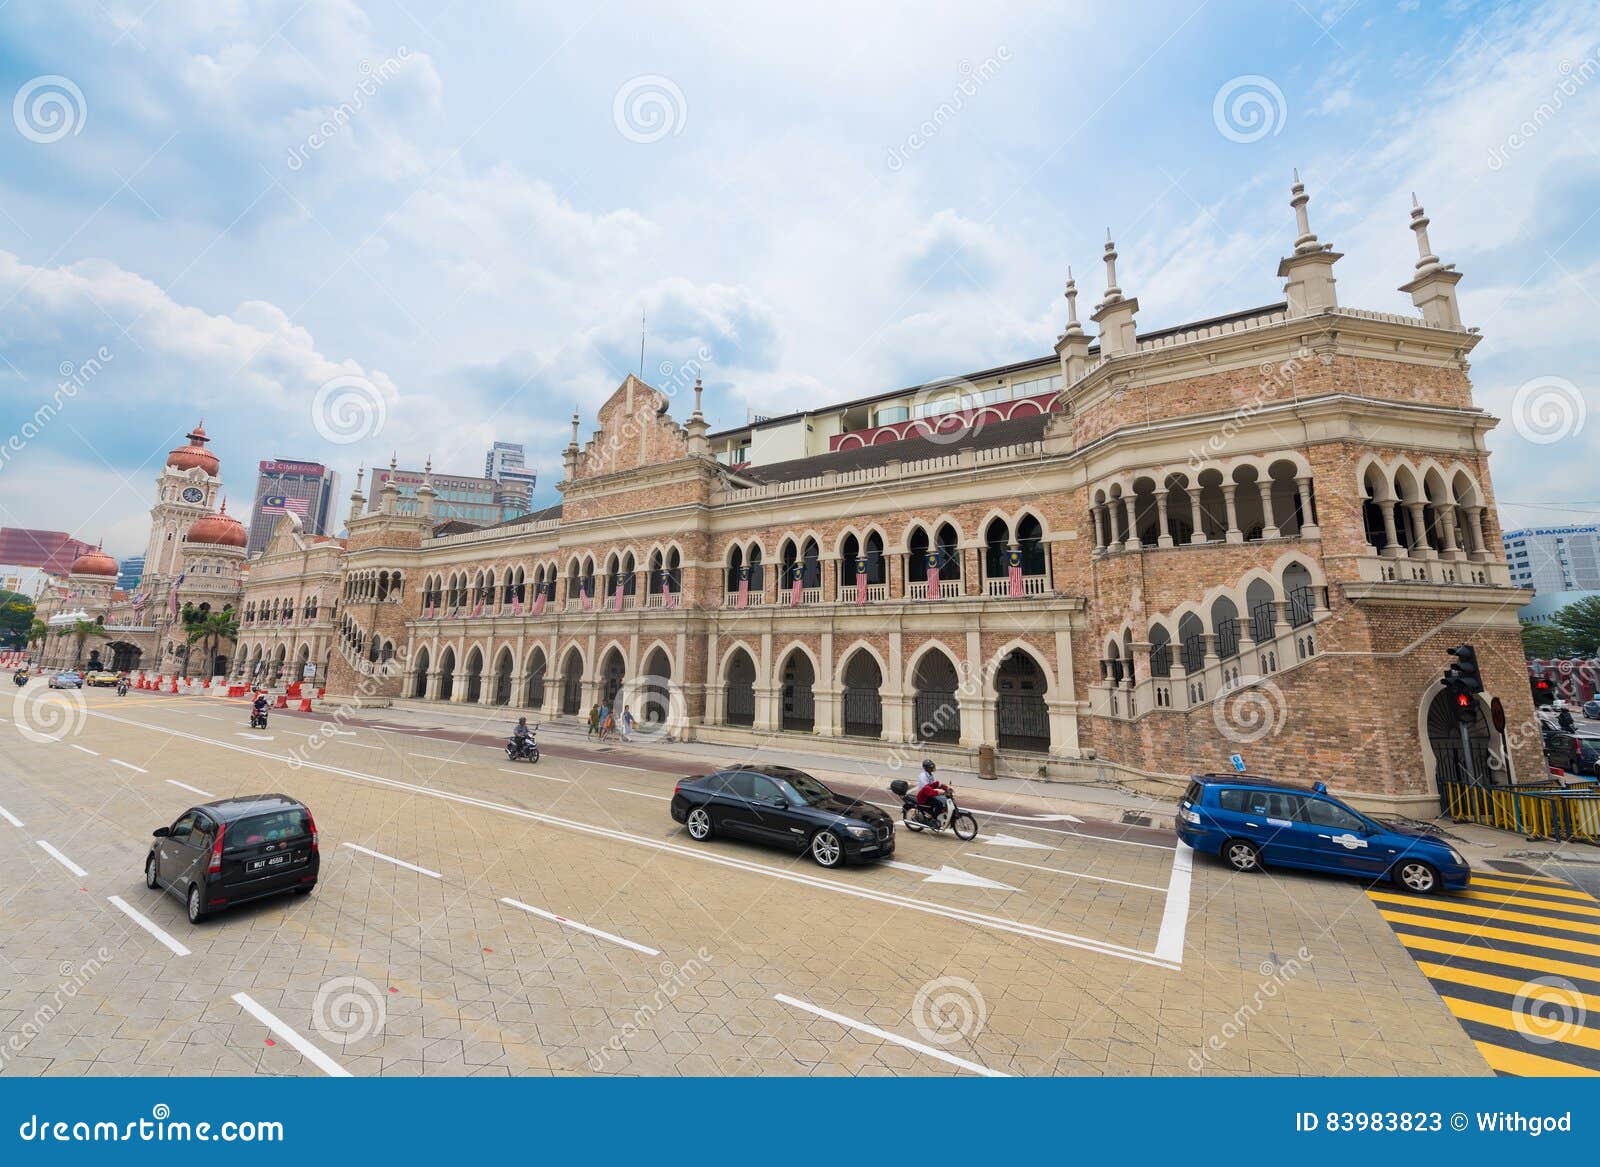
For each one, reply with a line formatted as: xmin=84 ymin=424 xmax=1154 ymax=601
xmin=166 ymin=421 xmax=219 ymax=474
xmin=70 ymin=541 xmax=118 ymax=577
xmin=185 ymin=499 xmax=248 ymax=548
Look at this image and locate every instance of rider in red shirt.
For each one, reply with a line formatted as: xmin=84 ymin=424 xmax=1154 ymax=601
xmin=915 ymin=759 xmax=950 ymax=827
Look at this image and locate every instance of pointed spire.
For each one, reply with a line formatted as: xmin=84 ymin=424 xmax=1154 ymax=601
xmin=1289 ymin=169 xmax=1322 ymax=255
xmin=569 ymin=409 xmax=581 ymax=447
xmin=692 ymin=375 xmax=704 ymax=418
xmin=1062 ymin=266 xmax=1084 ymax=337
xmin=1099 ymin=231 xmax=1122 ymax=305
xmin=1408 ymin=193 xmax=1441 ymax=272
xmin=354 ymin=464 xmax=365 ymax=491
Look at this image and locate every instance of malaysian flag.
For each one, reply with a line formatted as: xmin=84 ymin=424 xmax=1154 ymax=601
xmin=262 ymin=494 xmax=310 ymax=517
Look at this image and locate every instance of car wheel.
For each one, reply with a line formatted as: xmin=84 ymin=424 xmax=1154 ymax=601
xmin=186 ymin=884 xmax=207 ymax=924
xmin=951 ymin=811 xmax=978 ymax=842
xmin=810 ymin=829 xmax=845 ymax=868
xmin=145 ymin=854 xmax=160 ymax=890
xmin=901 ymin=806 xmax=924 ymax=832
xmin=1394 ymin=859 xmax=1439 ymax=895
xmin=1223 ymin=839 xmax=1262 ymax=873
xmin=686 ymin=807 xmax=714 ymax=841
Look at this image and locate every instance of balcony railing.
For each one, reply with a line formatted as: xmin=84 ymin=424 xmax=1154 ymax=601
xmin=836 ymin=582 xmax=889 ymax=603
xmin=983 ymin=574 xmax=1048 ymax=597
xmin=907 ymin=580 xmax=963 ymax=600
xmin=779 ymin=587 xmax=825 ymax=606
xmin=644 ymin=592 xmax=681 ymax=608
xmin=723 ymin=589 xmax=769 ymax=607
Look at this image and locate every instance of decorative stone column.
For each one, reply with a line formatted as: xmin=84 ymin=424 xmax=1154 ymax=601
xmin=1464 ymin=506 xmax=1489 ymax=562
xmin=1379 ymin=500 xmax=1403 ymax=558
xmin=1437 ymin=503 xmax=1463 ymax=559
xmin=1222 ymin=485 xmax=1242 ymax=543
xmin=1154 ymin=490 xmax=1173 ymax=548
xmin=1259 ymin=480 xmax=1280 ymax=540
xmin=1294 ymin=476 xmax=1319 ymax=538
xmin=1121 ymin=496 xmax=1139 ymax=552
xmin=1405 ymin=502 xmax=1433 ymax=558
xmin=1091 ymin=505 xmax=1107 ymax=554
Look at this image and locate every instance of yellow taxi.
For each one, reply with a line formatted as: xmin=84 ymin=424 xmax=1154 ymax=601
xmin=84 ymin=669 xmax=121 ymax=687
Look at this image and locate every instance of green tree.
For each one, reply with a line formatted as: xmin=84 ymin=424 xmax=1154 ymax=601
xmin=0 ymin=589 xmax=34 ymax=648
xmin=67 ymin=619 xmax=107 ymax=669
xmin=1553 ymin=596 xmax=1600 ymax=656
xmin=1521 ymin=622 xmax=1573 ymax=660
xmin=24 ymin=617 xmax=49 ymax=651
xmin=184 ymin=610 xmax=239 ymax=678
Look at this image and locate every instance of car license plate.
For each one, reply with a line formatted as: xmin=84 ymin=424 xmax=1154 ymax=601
xmin=247 ymin=854 xmax=290 ymax=873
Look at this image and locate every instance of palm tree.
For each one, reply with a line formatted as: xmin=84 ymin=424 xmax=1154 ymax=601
xmin=23 ymin=617 xmax=48 ymax=667
xmin=184 ymin=610 xmax=239 ymax=678
xmin=67 ymin=619 xmax=107 ymax=669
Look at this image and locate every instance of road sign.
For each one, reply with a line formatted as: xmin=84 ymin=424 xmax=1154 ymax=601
xmin=1230 ymin=753 xmax=1246 ymax=772
xmin=1490 ymin=696 xmax=1506 ymax=734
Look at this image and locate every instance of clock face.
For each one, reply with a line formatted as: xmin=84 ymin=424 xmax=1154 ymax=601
xmin=181 ymin=486 xmax=204 ymax=503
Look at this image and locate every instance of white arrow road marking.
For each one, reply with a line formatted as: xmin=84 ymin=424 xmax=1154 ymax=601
xmin=982 ymin=832 xmax=1056 ymax=850
xmin=774 ymin=994 xmax=1006 ymax=1077
xmin=500 ymin=897 xmax=660 ymax=956
xmin=970 ymin=853 xmax=1166 ymax=891
xmin=37 ymin=840 xmax=86 ymax=877
xmin=974 ymin=808 xmax=1085 ymax=824
xmin=342 ymin=843 xmax=442 ymax=879
xmin=167 ymin=779 xmax=217 ymax=798
xmin=231 ymin=992 xmax=350 ymax=1077
xmin=884 ymin=860 xmax=1018 ymax=892
xmin=107 ymin=895 xmax=191 ymax=956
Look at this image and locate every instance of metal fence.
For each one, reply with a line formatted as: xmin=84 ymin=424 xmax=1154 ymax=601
xmin=912 ymin=690 xmax=960 ymax=743
xmin=1442 ymin=780 xmax=1600 ymax=843
xmin=724 ymin=684 xmax=755 ymax=726
xmin=841 ymin=687 xmax=883 ymax=737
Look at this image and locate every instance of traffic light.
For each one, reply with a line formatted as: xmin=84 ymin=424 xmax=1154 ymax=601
xmin=1452 ymin=689 xmax=1476 ymax=725
xmin=1531 ymin=676 xmax=1554 ymax=707
xmin=1444 ymin=643 xmax=1483 ymax=696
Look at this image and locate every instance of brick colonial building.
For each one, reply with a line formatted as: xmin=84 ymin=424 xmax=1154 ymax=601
xmin=232 ymin=181 xmax=1537 ymax=815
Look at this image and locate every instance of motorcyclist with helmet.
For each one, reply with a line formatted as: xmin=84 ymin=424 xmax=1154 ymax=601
xmin=915 ymin=759 xmax=951 ymax=829
xmin=508 ymin=715 xmax=537 ymax=759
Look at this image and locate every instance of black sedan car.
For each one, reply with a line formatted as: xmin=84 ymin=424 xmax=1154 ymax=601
xmin=671 ymin=764 xmax=894 ymax=867
xmin=146 ymin=793 xmax=319 ymax=923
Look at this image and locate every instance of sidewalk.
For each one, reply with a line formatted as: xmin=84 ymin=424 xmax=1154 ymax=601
xmin=341 ymin=697 xmax=1180 ymax=828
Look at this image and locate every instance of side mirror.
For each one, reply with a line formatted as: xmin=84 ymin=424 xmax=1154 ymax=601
xmin=770 ymin=798 xmax=788 ymax=809
xmin=152 ymin=827 xmax=170 ymax=838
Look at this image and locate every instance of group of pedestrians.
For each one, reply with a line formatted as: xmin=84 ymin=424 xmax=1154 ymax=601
xmin=587 ymin=700 xmax=636 ymax=742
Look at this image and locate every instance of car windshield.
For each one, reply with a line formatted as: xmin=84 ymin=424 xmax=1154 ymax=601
xmin=773 ymin=771 xmax=833 ymax=805
xmin=224 ymin=808 xmax=310 ymax=852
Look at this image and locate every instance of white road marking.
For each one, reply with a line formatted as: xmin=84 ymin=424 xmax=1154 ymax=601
xmin=975 ymin=808 xmax=1085 ymax=824
xmin=107 ymin=895 xmax=191 ymax=956
xmin=608 ymin=787 xmax=668 ymax=801
xmin=982 ymin=832 xmax=1056 ymax=851
xmin=80 ymin=708 xmax=1182 ymax=968
xmin=236 ymin=732 xmax=274 ymax=741
xmin=884 ymin=860 xmax=1018 ymax=892
xmin=195 ymin=713 xmax=224 ymax=721
xmin=0 ymin=804 xmax=22 ymax=827
xmin=774 ymin=993 xmax=1006 ymax=1077
xmin=336 ymin=741 xmax=381 ymax=750
xmin=70 ymin=744 xmax=100 ymax=756
xmin=497 ymin=767 xmax=570 ymax=783
xmin=570 ymin=757 xmax=646 ymax=771
xmin=166 ymin=779 xmax=217 ymax=798
xmin=970 ymin=853 xmax=1166 ymax=892
xmin=500 ymin=897 xmax=660 ymax=955
xmin=342 ymin=842 xmax=442 ymax=879
xmin=111 ymin=759 xmax=147 ymax=773
xmin=413 ymin=754 xmax=465 ymax=765
xmin=1154 ymin=843 xmax=1193 ymax=964
xmin=231 ymin=992 xmax=350 ymax=1077
xmin=36 ymin=840 xmax=87 ymax=877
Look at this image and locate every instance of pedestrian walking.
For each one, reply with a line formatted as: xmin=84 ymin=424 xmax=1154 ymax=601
xmin=621 ymin=705 xmax=635 ymax=741
xmin=597 ymin=702 xmax=612 ymax=741
xmin=587 ymin=703 xmax=600 ymax=739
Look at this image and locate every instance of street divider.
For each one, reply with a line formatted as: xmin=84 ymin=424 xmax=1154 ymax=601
xmin=1443 ymin=779 xmax=1600 ymax=842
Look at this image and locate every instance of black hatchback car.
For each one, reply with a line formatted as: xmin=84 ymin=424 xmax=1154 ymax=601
xmin=671 ymin=764 xmax=894 ymax=867
xmin=146 ymin=794 xmax=319 ymax=923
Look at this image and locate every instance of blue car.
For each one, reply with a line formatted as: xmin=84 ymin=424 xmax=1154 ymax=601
xmin=1176 ymin=774 xmax=1469 ymax=894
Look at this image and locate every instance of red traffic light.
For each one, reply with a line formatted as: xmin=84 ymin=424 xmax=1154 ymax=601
xmin=1455 ymin=692 xmax=1471 ymax=708
xmin=1535 ymin=679 xmax=1551 ymax=690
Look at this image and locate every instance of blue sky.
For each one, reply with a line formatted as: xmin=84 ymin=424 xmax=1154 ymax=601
xmin=0 ymin=0 xmax=1596 ymax=557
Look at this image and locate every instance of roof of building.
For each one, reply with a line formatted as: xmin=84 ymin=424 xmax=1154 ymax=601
xmin=69 ymin=545 xmax=119 ymax=577
xmin=185 ymin=501 xmax=247 ymax=548
xmin=731 ymin=411 xmax=1052 ymax=487
xmin=166 ymin=422 xmax=219 ymax=474
xmin=429 ymin=502 xmax=563 ymax=539
xmin=706 ymin=302 xmax=1287 ymax=440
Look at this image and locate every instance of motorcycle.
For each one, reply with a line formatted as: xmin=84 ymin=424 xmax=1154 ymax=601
xmin=115 ymin=680 xmax=128 ymax=696
xmin=12 ymin=671 xmax=26 ymax=687
xmin=890 ymin=778 xmax=978 ymax=840
xmin=505 ymin=732 xmax=540 ymax=763
xmin=249 ymin=706 xmax=270 ymax=729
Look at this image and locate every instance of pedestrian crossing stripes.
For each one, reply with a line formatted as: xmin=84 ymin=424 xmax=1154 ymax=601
xmin=1369 ymin=872 xmax=1600 ymax=1076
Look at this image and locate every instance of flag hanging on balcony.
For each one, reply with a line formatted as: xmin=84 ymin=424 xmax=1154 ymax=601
xmin=512 ymin=591 xmax=523 ymax=615
xmin=661 ymin=570 xmax=678 ymax=608
xmin=581 ymin=580 xmax=592 ymax=612
xmin=736 ymin=565 xmax=749 ymax=608
xmin=612 ymin=578 xmax=624 ymax=612
xmin=1007 ymin=548 xmax=1024 ymax=598
xmin=532 ymin=589 xmax=546 ymax=616
xmin=167 ymin=572 xmax=185 ymax=618
xmin=472 ymin=599 xmax=484 ymax=617
xmin=791 ymin=562 xmax=804 ymax=605
xmin=855 ymin=556 xmax=868 ymax=605
xmin=925 ymin=552 xmax=940 ymax=600
xmin=425 ymin=602 xmax=434 ymax=618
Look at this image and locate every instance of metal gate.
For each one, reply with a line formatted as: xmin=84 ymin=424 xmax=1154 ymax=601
xmin=842 ymin=687 xmax=882 ymax=737
xmin=997 ymin=693 xmax=1049 ymax=752
xmin=561 ymin=673 xmax=583 ymax=715
xmin=724 ymin=683 xmax=755 ymax=726
xmin=912 ymin=690 xmax=960 ymax=743
xmin=781 ymin=681 xmax=815 ymax=731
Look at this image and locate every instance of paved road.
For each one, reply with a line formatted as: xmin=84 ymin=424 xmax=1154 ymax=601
xmin=0 ymin=687 xmax=1490 ymax=1077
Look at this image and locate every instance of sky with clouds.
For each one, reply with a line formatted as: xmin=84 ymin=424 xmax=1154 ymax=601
xmin=0 ymin=0 xmax=1596 ymax=558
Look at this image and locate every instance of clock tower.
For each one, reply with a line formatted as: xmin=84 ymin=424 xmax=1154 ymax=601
xmin=144 ymin=422 xmax=224 ymax=581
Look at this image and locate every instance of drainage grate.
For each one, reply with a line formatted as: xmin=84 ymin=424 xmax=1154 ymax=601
xmin=1120 ymin=810 xmax=1152 ymax=827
